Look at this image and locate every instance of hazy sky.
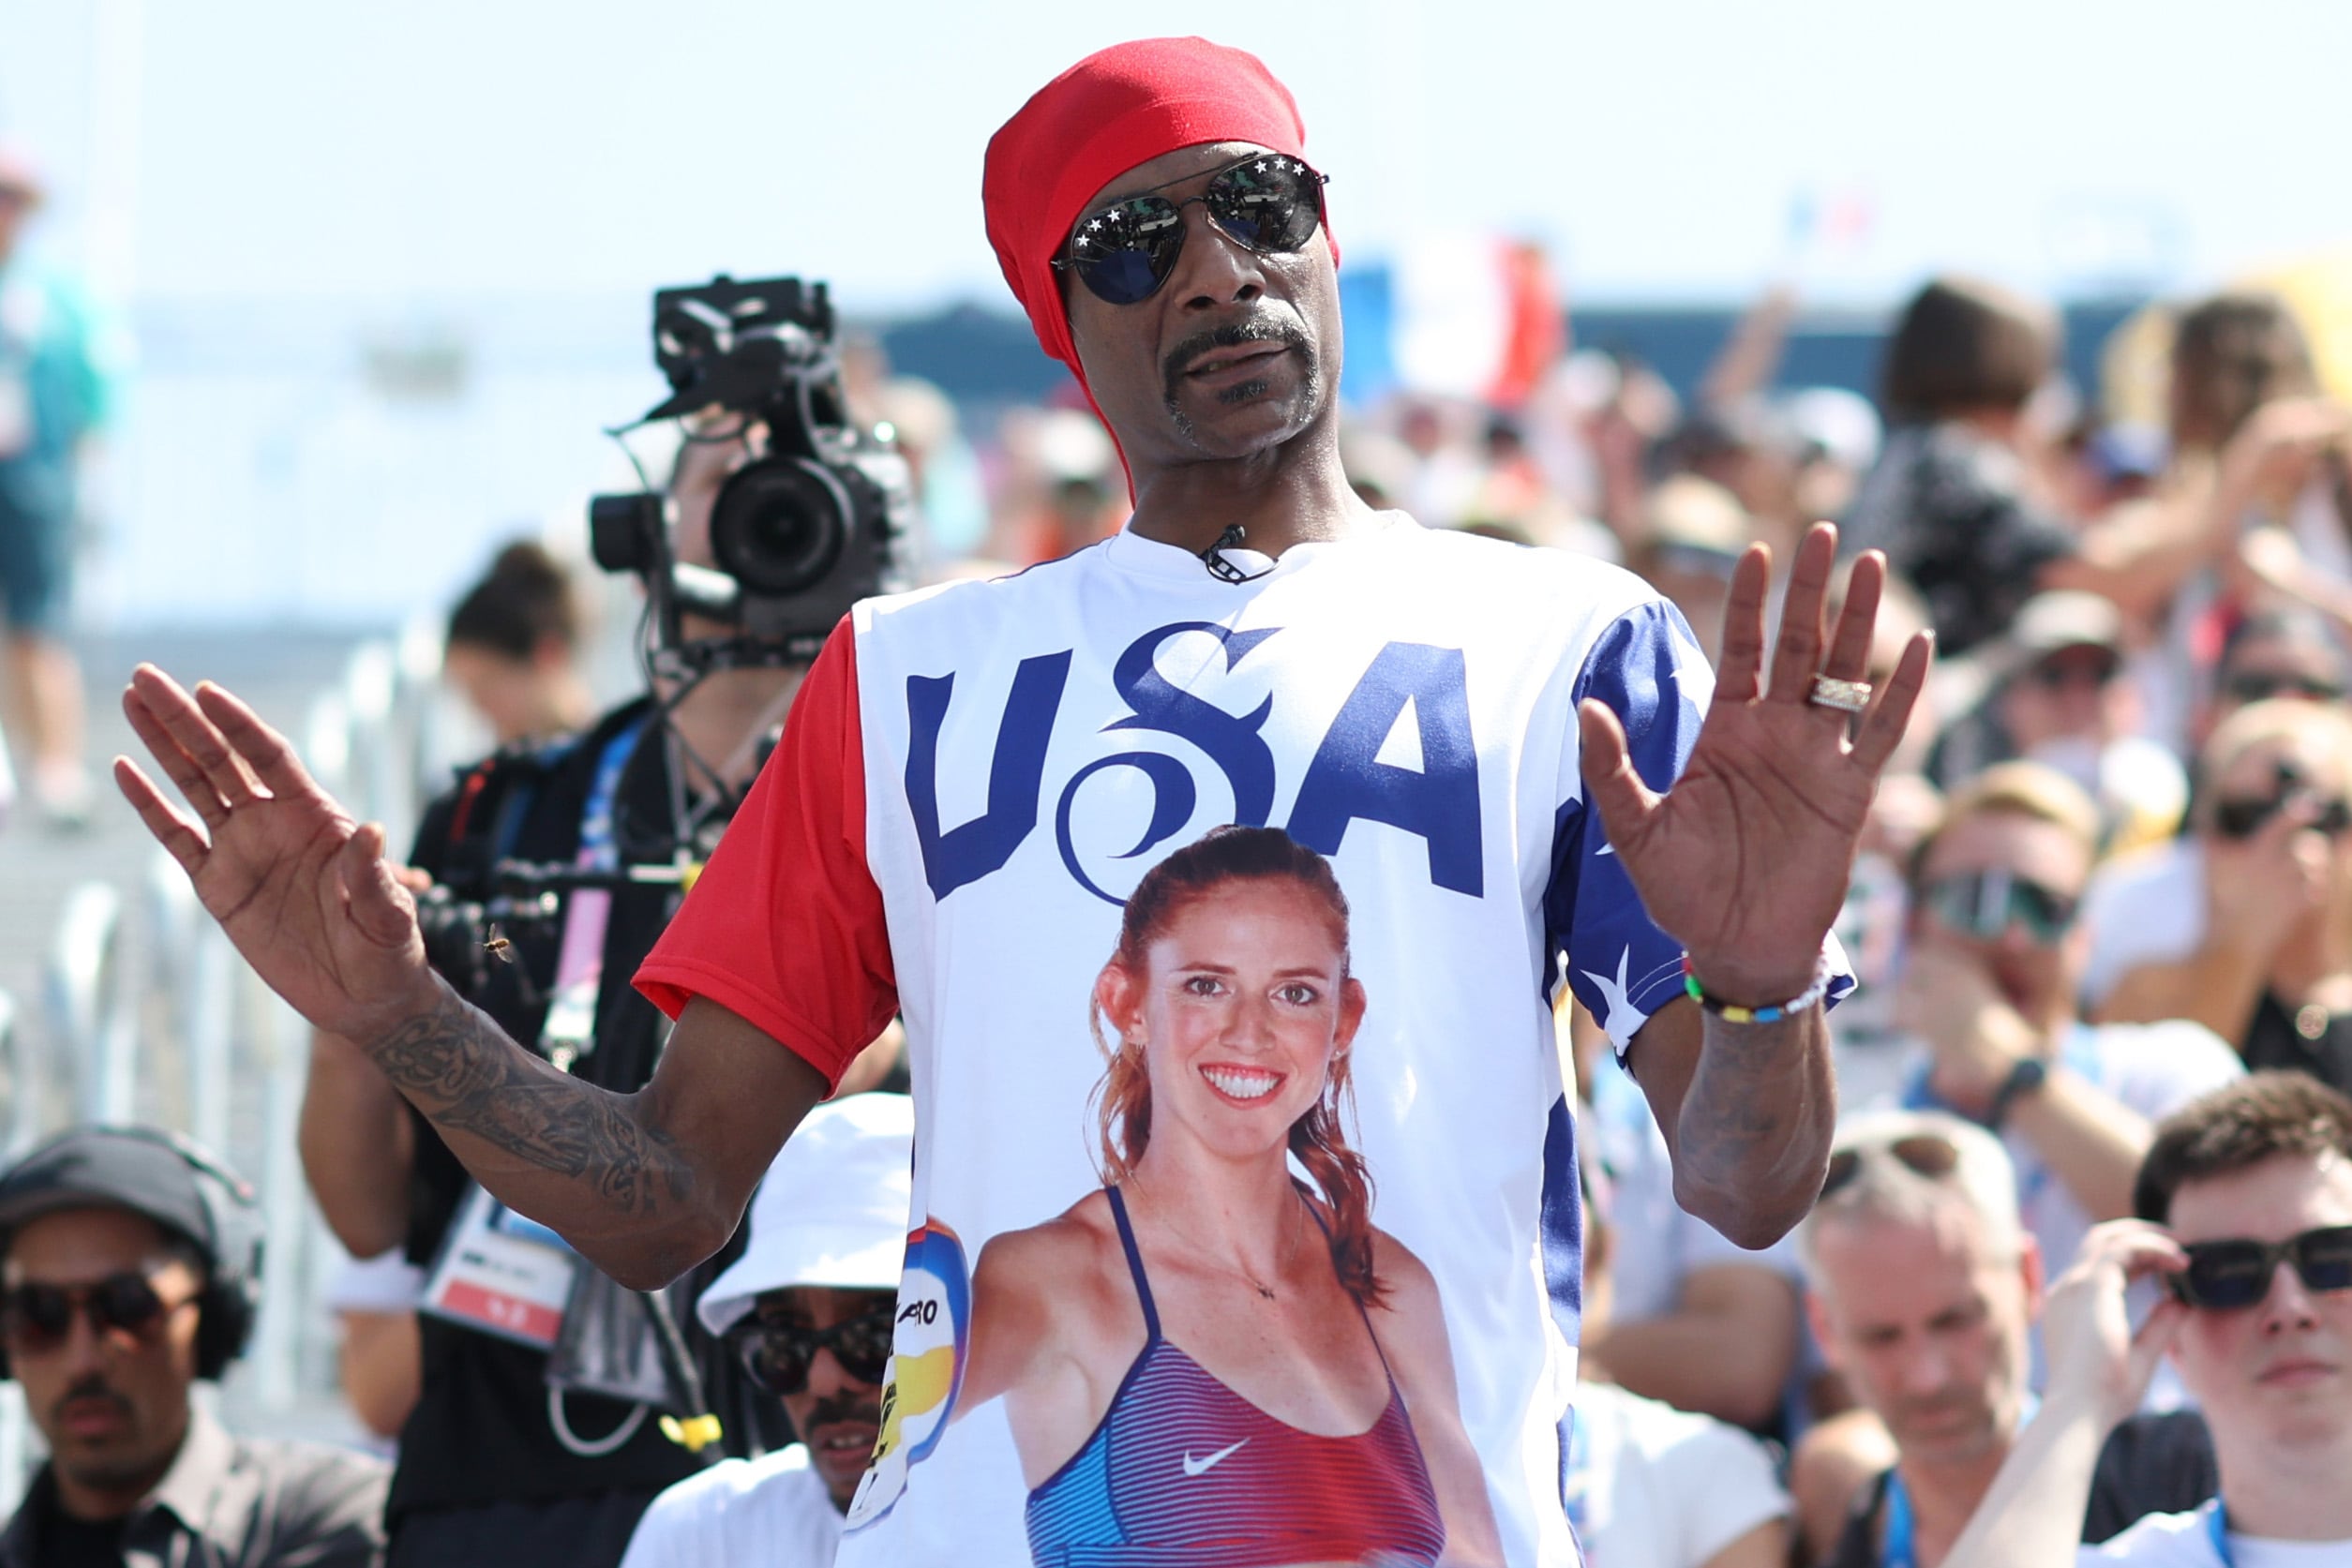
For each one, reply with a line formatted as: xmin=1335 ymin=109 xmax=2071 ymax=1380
xmin=5 ymin=0 xmax=2347 ymax=315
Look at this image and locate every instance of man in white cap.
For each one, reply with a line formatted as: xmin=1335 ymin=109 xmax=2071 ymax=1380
xmin=619 ymin=1093 xmax=911 ymax=1568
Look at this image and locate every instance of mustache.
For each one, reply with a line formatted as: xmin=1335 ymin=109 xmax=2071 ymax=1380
xmin=1161 ymin=315 xmax=1311 ymax=393
xmin=52 ymin=1375 xmax=129 ymax=1425
xmin=802 ymin=1389 xmax=882 ymax=1428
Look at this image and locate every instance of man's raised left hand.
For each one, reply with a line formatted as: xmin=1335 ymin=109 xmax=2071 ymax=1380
xmin=1580 ymin=522 xmax=1932 ymax=1004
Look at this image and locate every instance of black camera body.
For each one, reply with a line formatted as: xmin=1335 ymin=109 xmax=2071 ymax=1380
xmin=590 ymin=276 xmax=915 ymax=664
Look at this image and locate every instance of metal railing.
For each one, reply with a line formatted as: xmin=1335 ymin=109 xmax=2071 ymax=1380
xmin=50 ymin=880 xmax=135 ymax=1127
xmin=0 ymin=633 xmax=441 ymax=1508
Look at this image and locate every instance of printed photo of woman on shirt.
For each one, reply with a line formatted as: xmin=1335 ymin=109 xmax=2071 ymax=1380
xmin=960 ymin=825 xmax=1504 ymax=1568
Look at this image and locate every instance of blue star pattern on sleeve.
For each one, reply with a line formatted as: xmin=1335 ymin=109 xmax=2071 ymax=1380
xmin=1547 ymin=599 xmax=1712 ymax=1053
xmin=1545 ymin=596 xmax=1856 ymax=1052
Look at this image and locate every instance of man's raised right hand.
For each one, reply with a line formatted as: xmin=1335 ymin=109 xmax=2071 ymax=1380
xmin=114 ymin=665 xmax=437 ymax=1044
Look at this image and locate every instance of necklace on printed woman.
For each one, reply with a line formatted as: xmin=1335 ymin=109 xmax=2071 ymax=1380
xmin=1125 ymin=1172 xmax=1307 ymax=1301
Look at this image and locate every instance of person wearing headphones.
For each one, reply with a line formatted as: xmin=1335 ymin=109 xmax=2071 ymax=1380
xmin=0 ymin=1126 xmax=388 ymax=1568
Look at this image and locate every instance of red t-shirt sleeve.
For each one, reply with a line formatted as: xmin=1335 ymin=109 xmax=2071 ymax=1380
xmin=635 ymin=620 xmax=898 ymax=1091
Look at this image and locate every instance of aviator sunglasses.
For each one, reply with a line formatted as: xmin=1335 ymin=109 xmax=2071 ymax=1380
xmin=0 ymin=1271 xmax=191 ymax=1353
xmin=1054 ymin=152 xmax=1330 ymax=306
xmin=727 ymin=1303 xmax=895 ymax=1396
xmin=2165 ymin=1225 xmax=2352 ymax=1310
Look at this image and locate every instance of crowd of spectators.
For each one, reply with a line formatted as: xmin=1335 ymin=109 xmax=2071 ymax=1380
xmin=1045 ymin=262 xmax=2348 ymax=1565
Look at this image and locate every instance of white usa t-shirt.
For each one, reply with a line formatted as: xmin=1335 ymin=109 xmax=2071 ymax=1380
xmin=644 ymin=517 xmax=1840 ymax=1567
xmin=2087 ymin=1504 xmax=2352 ymax=1566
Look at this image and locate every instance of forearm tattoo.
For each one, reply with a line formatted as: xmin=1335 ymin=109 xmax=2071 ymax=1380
xmin=367 ymin=987 xmax=696 ymax=1217
xmin=1680 ymin=1010 xmax=1835 ymax=1195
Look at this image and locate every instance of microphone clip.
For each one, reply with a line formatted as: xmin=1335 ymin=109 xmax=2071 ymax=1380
xmin=1201 ymin=523 xmax=1273 ymax=585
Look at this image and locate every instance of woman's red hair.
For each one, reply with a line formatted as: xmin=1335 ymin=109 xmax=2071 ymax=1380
xmin=1089 ymin=826 xmax=1386 ymax=1309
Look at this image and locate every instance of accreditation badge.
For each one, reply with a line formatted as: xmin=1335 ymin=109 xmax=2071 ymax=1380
xmin=419 ymin=1184 xmax=582 ymax=1349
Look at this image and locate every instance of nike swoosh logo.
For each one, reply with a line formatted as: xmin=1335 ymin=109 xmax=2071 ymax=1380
xmin=1181 ymin=1438 xmax=1248 ymax=1477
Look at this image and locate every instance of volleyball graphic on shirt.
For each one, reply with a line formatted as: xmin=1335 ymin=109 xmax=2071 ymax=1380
xmin=848 ymin=1219 xmax=969 ymax=1530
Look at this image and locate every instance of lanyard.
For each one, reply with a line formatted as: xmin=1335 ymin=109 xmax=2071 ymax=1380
xmin=2205 ymin=1501 xmax=2235 ymax=1568
xmin=1880 ymin=1396 xmax=2040 ymax=1568
xmin=538 ymin=718 xmax=648 ymax=1067
xmin=1882 ymin=1471 xmax=1917 ymax=1568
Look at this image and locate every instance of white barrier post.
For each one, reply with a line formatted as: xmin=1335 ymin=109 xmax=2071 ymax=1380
xmin=142 ymin=848 xmax=196 ymax=1127
xmin=397 ymin=610 xmax=453 ymax=809
xmin=245 ymin=988 xmax=316 ymax=1411
xmin=49 ymin=882 xmax=130 ymax=1125
xmin=0 ymin=990 xmax=35 ymax=1157
xmin=184 ymin=923 xmax=239 ymax=1158
xmin=344 ymin=641 xmax=400 ymax=833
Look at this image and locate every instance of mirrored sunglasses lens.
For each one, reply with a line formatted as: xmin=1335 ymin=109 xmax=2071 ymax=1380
xmin=1072 ymin=199 xmax=1184 ymax=305
xmin=1076 ymin=249 xmax=1167 ymax=305
xmin=1208 ymin=159 xmax=1319 ymax=250
xmin=740 ymin=1330 xmax=810 ymax=1396
xmin=2015 ymin=881 xmax=2077 ymax=940
xmin=1927 ymin=873 xmax=2072 ymax=940
xmin=1926 ymin=874 xmax=2004 ymax=939
xmin=836 ymin=1312 xmax=896 ymax=1381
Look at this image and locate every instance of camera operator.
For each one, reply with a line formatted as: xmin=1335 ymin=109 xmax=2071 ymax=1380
xmin=299 ymin=282 xmax=909 ymax=1567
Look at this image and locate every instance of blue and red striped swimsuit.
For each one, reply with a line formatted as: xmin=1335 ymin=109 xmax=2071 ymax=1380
xmin=1023 ymin=1186 xmax=1448 ymax=1567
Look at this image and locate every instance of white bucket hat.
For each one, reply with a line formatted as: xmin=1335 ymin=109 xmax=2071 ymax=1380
xmin=697 ymin=1092 xmax=915 ymax=1337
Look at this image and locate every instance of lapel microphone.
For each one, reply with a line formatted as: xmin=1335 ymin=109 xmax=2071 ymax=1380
xmin=1201 ymin=523 xmax=1273 ymax=584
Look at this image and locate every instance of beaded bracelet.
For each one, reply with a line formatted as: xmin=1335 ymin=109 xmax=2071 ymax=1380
xmin=1680 ymin=952 xmax=1834 ymax=1025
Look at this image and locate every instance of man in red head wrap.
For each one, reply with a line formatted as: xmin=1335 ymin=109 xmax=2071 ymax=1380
xmin=119 ymin=37 xmax=1931 ymax=1568
xmin=982 ymin=36 xmax=1342 ymax=500
xmin=982 ymin=37 xmax=1326 ymax=382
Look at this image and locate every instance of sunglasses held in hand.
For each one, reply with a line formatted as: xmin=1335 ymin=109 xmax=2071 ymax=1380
xmin=2165 ymin=1225 xmax=2352 ymax=1310
xmin=1055 ymin=153 xmax=1329 ymax=306
xmin=727 ymin=1304 xmax=895 ymax=1396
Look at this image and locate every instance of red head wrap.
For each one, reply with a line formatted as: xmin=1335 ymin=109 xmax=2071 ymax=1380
xmin=982 ymin=37 xmax=1332 ymax=387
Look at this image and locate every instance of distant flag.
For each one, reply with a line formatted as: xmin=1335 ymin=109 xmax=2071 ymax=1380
xmin=1786 ymin=183 xmax=1877 ymax=258
xmin=1341 ymin=235 xmax=1566 ymax=409
xmin=1492 ymin=241 xmax=1566 ymax=408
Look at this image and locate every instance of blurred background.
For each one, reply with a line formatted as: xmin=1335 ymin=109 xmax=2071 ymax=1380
xmin=5 ymin=0 xmax=2349 ymax=625
xmin=2 ymin=0 xmax=2350 ymax=1505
